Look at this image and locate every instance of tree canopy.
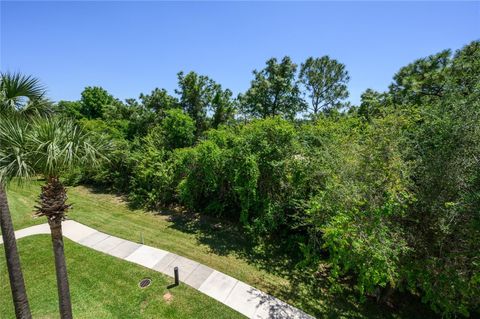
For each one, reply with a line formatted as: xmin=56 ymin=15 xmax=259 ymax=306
xmin=80 ymin=86 xmax=116 ymax=119
xmin=239 ymin=56 xmax=306 ymax=119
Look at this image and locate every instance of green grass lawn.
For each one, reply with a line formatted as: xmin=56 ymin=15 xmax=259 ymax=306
xmin=2 ymin=180 xmax=436 ymax=318
xmin=0 ymin=235 xmax=244 ymax=319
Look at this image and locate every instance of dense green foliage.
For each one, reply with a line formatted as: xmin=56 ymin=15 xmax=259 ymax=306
xmin=51 ymin=41 xmax=479 ymax=317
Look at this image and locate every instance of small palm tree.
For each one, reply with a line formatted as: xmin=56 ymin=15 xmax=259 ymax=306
xmin=29 ymin=117 xmax=105 ymax=319
xmin=0 ymin=71 xmax=48 ymax=319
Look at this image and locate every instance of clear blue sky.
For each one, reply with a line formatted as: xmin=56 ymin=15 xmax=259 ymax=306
xmin=1 ymin=1 xmax=479 ymax=105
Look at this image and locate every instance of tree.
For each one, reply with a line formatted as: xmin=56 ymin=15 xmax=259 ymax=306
xmin=80 ymin=86 xmax=115 ymax=119
xmin=299 ymin=56 xmax=350 ymax=114
xmin=448 ymin=40 xmax=480 ymax=98
xmin=389 ymin=50 xmax=451 ymax=105
xmin=0 ymin=72 xmax=46 ymax=319
xmin=176 ymin=71 xmax=233 ymax=135
xmin=0 ymin=118 xmax=33 ymax=319
xmin=139 ymin=88 xmax=178 ymax=117
xmin=351 ymin=41 xmax=480 ymax=316
xmin=29 ymin=117 xmax=106 ymax=319
xmin=357 ymin=89 xmax=389 ymax=121
xmin=401 ymin=41 xmax=480 ymax=316
xmin=102 ymin=98 xmax=156 ymax=139
xmin=239 ymin=56 xmax=306 ymax=119
xmin=55 ymin=100 xmax=82 ymax=119
xmin=176 ymin=71 xmax=213 ymax=134
xmin=211 ymin=85 xmax=235 ymax=129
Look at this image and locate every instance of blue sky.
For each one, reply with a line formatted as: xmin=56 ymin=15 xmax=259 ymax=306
xmin=1 ymin=1 xmax=479 ymax=105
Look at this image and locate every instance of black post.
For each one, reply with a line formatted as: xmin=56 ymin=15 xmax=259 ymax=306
xmin=174 ymin=267 xmax=179 ymax=286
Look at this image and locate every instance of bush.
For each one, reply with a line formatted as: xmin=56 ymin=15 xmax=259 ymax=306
xmin=159 ymin=109 xmax=195 ymax=149
xmin=166 ymin=117 xmax=306 ymax=235
xmin=178 ymin=140 xmax=226 ymax=215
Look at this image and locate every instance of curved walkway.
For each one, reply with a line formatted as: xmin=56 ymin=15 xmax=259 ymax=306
xmin=2 ymin=220 xmax=314 ymax=319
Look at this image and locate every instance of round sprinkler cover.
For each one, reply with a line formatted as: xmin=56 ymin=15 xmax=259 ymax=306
xmin=139 ymin=278 xmax=152 ymax=288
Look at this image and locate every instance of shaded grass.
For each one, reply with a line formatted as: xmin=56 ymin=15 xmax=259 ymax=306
xmin=0 ymin=235 xmax=245 ymax=319
xmin=3 ymin=180 xmax=437 ymax=318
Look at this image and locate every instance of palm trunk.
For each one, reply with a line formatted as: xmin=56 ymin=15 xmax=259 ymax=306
xmin=48 ymin=218 xmax=72 ymax=319
xmin=36 ymin=177 xmax=73 ymax=319
xmin=0 ymin=185 xmax=32 ymax=319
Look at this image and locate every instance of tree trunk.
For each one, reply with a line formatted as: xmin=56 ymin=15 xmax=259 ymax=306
xmin=48 ymin=219 xmax=73 ymax=319
xmin=0 ymin=185 xmax=32 ymax=319
xmin=35 ymin=177 xmax=73 ymax=319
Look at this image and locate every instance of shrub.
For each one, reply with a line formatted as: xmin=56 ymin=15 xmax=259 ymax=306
xmin=159 ymin=109 xmax=195 ymax=149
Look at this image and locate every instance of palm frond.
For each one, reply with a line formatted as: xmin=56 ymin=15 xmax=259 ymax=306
xmin=0 ymin=72 xmax=47 ymax=114
xmin=19 ymin=99 xmax=54 ymax=117
xmin=0 ymin=116 xmax=35 ymax=185
xmin=28 ymin=117 xmax=108 ymax=178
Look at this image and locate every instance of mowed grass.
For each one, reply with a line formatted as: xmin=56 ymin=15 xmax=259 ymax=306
xmin=3 ymin=181 xmax=46 ymax=229
xmin=5 ymin=181 xmax=291 ymax=305
xmin=3 ymin=180 xmax=436 ymax=318
xmin=0 ymin=235 xmax=244 ymax=319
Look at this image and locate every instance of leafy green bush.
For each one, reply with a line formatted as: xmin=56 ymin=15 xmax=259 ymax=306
xmin=158 ymin=109 xmax=195 ymax=150
xmin=128 ymin=135 xmax=171 ymax=208
xmin=162 ymin=117 xmax=307 ymax=235
xmin=323 ymin=204 xmax=409 ymax=296
xmin=178 ymin=140 xmax=226 ymax=215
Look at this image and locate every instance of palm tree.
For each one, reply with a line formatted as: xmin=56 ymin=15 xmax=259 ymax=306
xmin=29 ymin=117 xmax=105 ymax=319
xmin=0 ymin=118 xmax=34 ymax=319
xmin=0 ymin=72 xmax=48 ymax=319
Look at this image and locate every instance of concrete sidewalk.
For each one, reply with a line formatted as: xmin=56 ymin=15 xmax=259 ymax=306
xmin=2 ymin=220 xmax=314 ymax=319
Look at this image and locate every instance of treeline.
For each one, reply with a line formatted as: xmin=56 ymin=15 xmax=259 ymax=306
xmin=56 ymin=41 xmax=479 ymax=317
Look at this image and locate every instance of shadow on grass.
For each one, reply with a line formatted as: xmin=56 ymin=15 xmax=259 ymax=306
xmin=78 ymin=182 xmax=128 ymax=199
xmin=154 ymin=208 xmax=437 ymax=319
